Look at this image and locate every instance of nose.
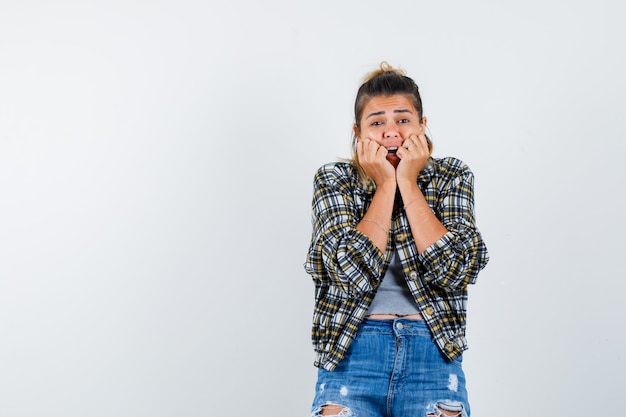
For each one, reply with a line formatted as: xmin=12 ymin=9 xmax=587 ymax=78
xmin=384 ymin=124 xmax=399 ymax=138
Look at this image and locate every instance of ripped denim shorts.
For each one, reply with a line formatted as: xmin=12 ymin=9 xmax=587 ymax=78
xmin=311 ymin=318 xmax=469 ymax=417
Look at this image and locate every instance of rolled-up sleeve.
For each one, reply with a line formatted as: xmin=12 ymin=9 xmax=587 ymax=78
xmin=304 ymin=164 xmax=384 ymax=296
xmin=418 ymin=161 xmax=489 ymax=291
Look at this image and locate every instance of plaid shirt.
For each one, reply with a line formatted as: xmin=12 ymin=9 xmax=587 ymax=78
xmin=304 ymin=157 xmax=489 ymax=371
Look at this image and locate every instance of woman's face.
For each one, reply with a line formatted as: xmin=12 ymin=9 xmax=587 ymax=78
xmin=356 ymin=94 xmax=427 ymax=167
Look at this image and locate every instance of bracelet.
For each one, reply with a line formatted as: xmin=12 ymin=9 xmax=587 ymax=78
xmin=361 ymin=218 xmax=388 ymax=235
xmin=403 ymin=196 xmax=421 ymax=210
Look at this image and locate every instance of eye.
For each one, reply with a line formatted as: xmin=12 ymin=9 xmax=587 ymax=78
xmin=398 ymin=119 xmax=410 ymax=124
xmin=371 ymin=121 xmax=383 ymax=126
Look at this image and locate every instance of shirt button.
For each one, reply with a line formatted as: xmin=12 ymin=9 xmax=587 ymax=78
xmin=408 ymin=271 xmax=418 ymax=280
xmin=396 ymin=234 xmax=405 ymax=243
xmin=424 ymin=306 xmax=434 ymax=316
xmin=445 ymin=343 xmax=455 ymax=353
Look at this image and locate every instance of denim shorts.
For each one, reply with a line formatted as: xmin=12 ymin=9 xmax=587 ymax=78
xmin=311 ymin=318 xmax=469 ymax=417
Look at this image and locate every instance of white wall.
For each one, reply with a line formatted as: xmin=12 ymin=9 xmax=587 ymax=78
xmin=1 ymin=1 xmax=624 ymax=416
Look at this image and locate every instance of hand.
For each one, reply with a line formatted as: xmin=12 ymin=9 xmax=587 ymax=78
xmin=356 ymin=137 xmax=396 ymax=186
xmin=396 ymin=134 xmax=430 ymax=184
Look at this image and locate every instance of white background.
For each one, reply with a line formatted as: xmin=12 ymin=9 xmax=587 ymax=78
xmin=1 ymin=1 xmax=625 ymax=416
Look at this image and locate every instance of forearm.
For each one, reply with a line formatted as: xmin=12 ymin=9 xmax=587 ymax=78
xmin=398 ymin=180 xmax=447 ymax=254
xmin=355 ymin=181 xmax=396 ymax=253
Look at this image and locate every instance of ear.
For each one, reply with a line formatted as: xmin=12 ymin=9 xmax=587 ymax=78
xmin=420 ymin=117 xmax=428 ymax=134
xmin=353 ymin=124 xmax=360 ymax=139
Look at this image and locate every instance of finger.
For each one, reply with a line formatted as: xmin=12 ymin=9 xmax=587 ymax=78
xmin=406 ymin=134 xmax=427 ymax=152
xmin=367 ymin=139 xmax=383 ymax=155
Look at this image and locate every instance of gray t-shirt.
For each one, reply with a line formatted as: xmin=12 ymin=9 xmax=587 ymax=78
xmin=365 ymin=247 xmax=419 ymax=316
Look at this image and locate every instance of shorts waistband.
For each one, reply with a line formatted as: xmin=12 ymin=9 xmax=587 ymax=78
xmin=359 ymin=317 xmax=430 ymax=336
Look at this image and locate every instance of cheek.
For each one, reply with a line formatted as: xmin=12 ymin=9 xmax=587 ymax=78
xmin=404 ymin=125 xmax=424 ymax=137
xmin=361 ymin=126 xmax=383 ymax=140
xmin=400 ymin=125 xmax=419 ymax=137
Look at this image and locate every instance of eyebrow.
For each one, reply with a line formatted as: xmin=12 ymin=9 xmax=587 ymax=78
xmin=366 ymin=109 xmax=414 ymax=119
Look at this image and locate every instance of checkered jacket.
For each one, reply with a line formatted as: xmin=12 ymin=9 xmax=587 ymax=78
xmin=304 ymin=157 xmax=489 ymax=371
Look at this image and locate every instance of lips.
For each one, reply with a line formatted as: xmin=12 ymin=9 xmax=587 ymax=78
xmin=387 ymin=147 xmax=398 ymax=155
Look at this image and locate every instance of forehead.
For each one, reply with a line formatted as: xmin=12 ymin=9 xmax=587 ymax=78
xmin=362 ymin=95 xmax=416 ymax=114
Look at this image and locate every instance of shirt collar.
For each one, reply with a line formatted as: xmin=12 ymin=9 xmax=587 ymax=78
xmin=418 ymin=158 xmax=435 ymax=184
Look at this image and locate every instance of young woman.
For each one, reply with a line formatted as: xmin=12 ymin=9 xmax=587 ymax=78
xmin=304 ymin=62 xmax=489 ymax=417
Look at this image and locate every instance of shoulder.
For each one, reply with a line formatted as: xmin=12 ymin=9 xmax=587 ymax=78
xmin=311 ymin=161 xmax=368 ymax=196
xmin=429 ymin=156 xmax=474 ymax=179
xmin=312 ymin=161 xmax=358 ymax=184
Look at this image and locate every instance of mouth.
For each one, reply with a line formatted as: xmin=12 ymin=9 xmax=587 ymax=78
xmin=387 ymin=147 xmax=398 ymax=155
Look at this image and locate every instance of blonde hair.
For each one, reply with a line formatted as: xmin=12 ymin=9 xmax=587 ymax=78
xmin=361 ymin=61 xmax=407 ymax=82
